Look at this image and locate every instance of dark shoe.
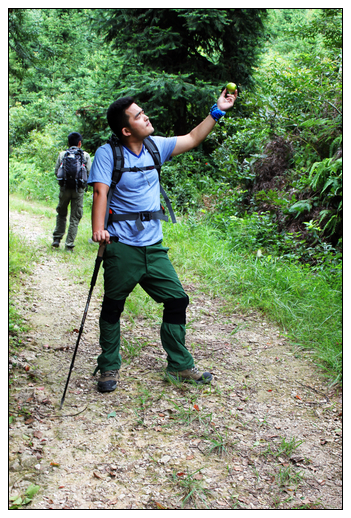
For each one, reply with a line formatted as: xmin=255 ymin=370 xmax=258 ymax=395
xmin=52 ymin=240 xmax=60 ymax=248
xmin=165 ymin=366 xmax=212 ymax=385
xmin=65 ymin=245 xmax=75 ymax=252
xmin=98 ymin=370 xmax=119 ymax=393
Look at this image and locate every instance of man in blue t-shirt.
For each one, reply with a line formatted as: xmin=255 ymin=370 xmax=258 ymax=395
xmin=89 ymin=89 xmax=237 ymax=392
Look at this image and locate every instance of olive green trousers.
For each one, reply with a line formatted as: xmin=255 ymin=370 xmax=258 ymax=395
xmin=53 ymin=187 xmax=84 ymax=248
xmin=95 ymin=239 xmax=194 ymax=374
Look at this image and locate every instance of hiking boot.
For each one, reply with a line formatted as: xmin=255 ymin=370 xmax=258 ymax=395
xmin=52 ymin=240 xmax=60 ymax=248
xmin=165 ymin=366 xmax=212 ymax=385
xmin=65 ymin=245 xmax=75 ymax=252
xmin=97 ymin=370 xmax=119 ymax=393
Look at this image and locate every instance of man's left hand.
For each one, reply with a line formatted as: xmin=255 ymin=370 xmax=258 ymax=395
xmin=217 ymin=87 xmax=237 ymax=112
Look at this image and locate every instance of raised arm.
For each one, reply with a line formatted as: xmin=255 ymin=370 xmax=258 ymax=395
xmin=171 ymin=87 xmax=237 ymax=157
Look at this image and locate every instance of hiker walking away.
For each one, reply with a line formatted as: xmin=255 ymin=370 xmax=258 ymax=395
xmin=52 ymin=132 xmax=92 ymax=251
xmin=88 ymin=87 xmax=237 ymax=392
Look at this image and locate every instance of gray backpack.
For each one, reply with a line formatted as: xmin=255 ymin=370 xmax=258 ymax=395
xmin=57 ymin=147 xmax=87 ymax=190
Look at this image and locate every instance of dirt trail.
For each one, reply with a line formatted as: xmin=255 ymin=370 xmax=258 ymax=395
xmin=9 ymin=206 xmax=342 ymax=509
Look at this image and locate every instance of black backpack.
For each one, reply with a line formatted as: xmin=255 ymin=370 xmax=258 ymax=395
xmin=104 ymin=135 xmax=176 ymax=231
xmin=57 ymin=147 xmax=88 ymax=190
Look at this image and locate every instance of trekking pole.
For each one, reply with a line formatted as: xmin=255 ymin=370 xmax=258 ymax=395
xmin=60 ymin=242 xmax=106 ymax=409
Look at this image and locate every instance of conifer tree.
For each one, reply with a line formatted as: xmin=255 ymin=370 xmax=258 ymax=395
xmin=95 ymin=8 xmax=268 ymax=135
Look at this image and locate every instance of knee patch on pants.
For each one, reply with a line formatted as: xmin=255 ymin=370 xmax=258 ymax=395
xmin=101 ymin=295 xmax=125 ymax=324
xmin=163 ymin=295 xmax=189 ymax=325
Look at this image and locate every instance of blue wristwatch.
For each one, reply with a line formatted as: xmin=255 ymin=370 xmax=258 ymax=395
xmin=209 ymin=103 xmax=226 ymax=122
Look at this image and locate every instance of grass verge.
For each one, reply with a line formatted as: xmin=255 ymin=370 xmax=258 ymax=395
xmin=9 ymin=230 xmax=37 ymax=352
xmin=163 ymin=218 xmax=342 ymax=384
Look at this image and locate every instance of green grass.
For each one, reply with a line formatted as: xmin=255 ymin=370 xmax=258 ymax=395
xmin=9 ymin=228 xmax=38 ymax=278
xmin=163 ymin=219 xmax=342 ymax=383
xmin=9 ymin=230 xmax=37 ymax=349
xmin=171 ymin=468 xmax=211 ymax=508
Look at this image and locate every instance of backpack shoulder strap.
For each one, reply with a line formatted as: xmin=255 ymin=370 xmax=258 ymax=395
xmin=104 ymin=135 xmax=125 ymax=229
xmin=108 ymin=135 xmax=124 ymax=188
xmin=143 ymin=137 xmax=161 ymax=180
xmin=144 ymin=137 xmax=176 ymax=224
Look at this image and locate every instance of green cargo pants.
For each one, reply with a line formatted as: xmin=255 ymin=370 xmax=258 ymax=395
xmin=95 ymin=239 xmax=194 ymax=375
xmin=53 ymin=187 xmax=84 ymax=248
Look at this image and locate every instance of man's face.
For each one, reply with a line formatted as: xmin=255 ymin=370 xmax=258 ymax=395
xmin=123 ymin=103 xmax=154 ymax=140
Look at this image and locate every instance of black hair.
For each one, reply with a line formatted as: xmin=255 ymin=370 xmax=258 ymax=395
xmin=107 ymin=96 xmax=135 ymax=140
xmin=68 ymin=132 xmax=83 ymax=147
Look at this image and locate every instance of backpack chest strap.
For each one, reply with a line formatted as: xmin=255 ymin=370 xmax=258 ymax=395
xmin=120 ymin=165 xmax=160 ymax=173
xmin=109 ymin=209 xmax=168 ymax=231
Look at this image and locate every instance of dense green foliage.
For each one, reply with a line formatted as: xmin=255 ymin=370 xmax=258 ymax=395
xmin=9 ymin=8 xmax=342 ymax=379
